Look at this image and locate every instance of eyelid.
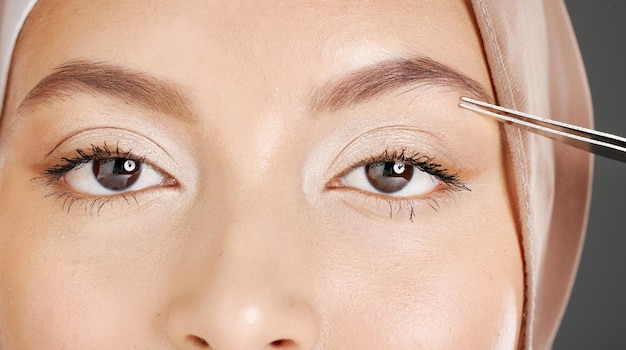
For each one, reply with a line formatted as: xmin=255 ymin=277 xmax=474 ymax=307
xmin=35 ymin=128 xmax=185 ymax=215
xmin=325 ymin=126 xmax=466 ymax=184
xmin=327 ymin=156 xmax=467 ymax=221
xmin=56 ymin=150 xmax=178 ymax=196
xmin=322 ymin=126 xmax=471 ymax=220
xmin=324 ymin=125 xmax=452 ymax=181
xmin=38 ymin=151 xmax=179 ymax=216
xmin=329 ymin=151 xmax=467 ymax=192
xmin=40 ymin=128 xmax=180 ymax=184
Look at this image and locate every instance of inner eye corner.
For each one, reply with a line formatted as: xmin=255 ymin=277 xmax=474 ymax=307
xmin=325 ymin=178 xmax=343 ymax=189
xmin=162 ymin=176 xmax=179 ymax=188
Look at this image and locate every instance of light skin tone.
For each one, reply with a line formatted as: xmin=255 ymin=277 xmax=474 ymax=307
xmin=0 ymin=0 xmax=524 ymax=348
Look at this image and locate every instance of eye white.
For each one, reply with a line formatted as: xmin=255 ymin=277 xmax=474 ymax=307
xmin=64 ymin=161 xmax=165 ymax=195
xmin=341 ymin=164 xmax=441 ymax=197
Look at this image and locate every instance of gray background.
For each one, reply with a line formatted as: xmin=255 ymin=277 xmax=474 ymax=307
xmin=555 ymin=1 xmax=626 ymax=349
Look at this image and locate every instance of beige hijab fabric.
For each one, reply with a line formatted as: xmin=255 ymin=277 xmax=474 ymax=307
xmin=470 ymin=0 xmax=593 ymax=348
xmin=0 ymin=1 xmax=593 ymax=349
xmin=0 ymin=0 xmax=37 ymax=112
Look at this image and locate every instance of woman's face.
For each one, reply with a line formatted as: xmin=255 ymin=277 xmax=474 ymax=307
xmin=0 ymin=0 xmax=523 ymax=348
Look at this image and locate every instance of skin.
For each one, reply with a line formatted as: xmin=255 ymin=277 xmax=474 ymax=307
xmin=0 ymin=0 xmax=524 ymax=349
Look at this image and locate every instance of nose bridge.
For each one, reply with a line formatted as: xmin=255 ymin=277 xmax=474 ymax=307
xmin=167 ymin=184 xmax=320 ymax=349
xmin=211 ymin=195 xmax=305 ymax=289
xmin=219 ymin=182 xmax=306 ymax=266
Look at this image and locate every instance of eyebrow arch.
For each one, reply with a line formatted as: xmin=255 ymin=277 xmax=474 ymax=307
xmin=18 ymin=60 xmax=196 ymax=122
xmin=310 ymin=56 xmax=493 ymax=113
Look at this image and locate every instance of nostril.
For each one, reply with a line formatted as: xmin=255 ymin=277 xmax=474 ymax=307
xmin=187 ymin=335 xmax=210 ymax=348
xmin=184 ymin=336 xmax=294 ymax=348
xmin=270 ymin=339 xmax=295 ymax=347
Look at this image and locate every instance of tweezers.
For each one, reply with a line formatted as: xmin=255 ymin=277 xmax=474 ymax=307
xmin=459 ymin=96 xmax=626 ymax=163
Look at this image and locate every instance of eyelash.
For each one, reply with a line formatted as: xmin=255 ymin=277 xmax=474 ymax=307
xmin=333 ymin=148 xmax=470 ymax=221
xmin=39 ymin=143 xmax=147 ymax=215
xmin=44 ymin=143 xmax=141 ymax=181
xmin=38 ymin=143 xmax=466 ymax=219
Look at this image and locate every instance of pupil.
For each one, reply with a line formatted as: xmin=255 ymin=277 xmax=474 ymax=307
xmin=366 ymin=162 xmax=414 ymax=193
xmin=92 ymin=158 xmax=141 ymax=191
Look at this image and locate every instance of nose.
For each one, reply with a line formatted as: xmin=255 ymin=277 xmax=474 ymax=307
xmin=166 ymin=210 xmax=320 ymax=349
xmin=169 ymin=296 xmax=319 ymax=349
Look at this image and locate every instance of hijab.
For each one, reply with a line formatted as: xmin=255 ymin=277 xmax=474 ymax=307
xmin=0 ymin=1 xmax=593 ymax=348
xmin=470 ymin=1 xmax=593 ymax=348
xmin=0 ymin=0 xmax=37 ymax=114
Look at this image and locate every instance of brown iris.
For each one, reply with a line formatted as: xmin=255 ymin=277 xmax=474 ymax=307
xmin=92 ymin=158 xmax=141 ymax=191
xmin=366 ymin=161 xmax=414 ymax=193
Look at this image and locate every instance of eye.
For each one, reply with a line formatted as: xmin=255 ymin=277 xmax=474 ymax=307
xmin=340 ymin=161 xmax=442 ymax=197
xmin=63 ymin=158 xmax=166 ymax=195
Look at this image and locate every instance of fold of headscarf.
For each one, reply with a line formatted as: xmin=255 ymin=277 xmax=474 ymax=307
xmin=471 ymin=1 xmax=593 ymax=348
xmin=0 ymin=1 xmax=593 ymax=349
xmin=0 ymin=0 xmax=37 ymax=114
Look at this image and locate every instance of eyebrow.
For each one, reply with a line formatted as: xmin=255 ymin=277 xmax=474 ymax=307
xmin=310 ymin=56 xmax=493 ymax=113
xmin=20 ymin=57 xmax=490 ymax=120
xmin=19 ymin=60 xmax=196 ymax=121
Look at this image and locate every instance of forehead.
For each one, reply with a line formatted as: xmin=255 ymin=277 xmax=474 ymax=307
xmin=6 ymin=0 xmax=492 ymax=122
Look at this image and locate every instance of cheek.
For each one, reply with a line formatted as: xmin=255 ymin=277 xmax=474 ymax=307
xmin=0 ymin=165 xmax=178 ymax=348
xmin=0 ymin=135 xmax=523 ymax=348
xmin=320 ymin=257 xmax=522 ymax=348
xmin=315 ymin=179 xmax=523 ymax=348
